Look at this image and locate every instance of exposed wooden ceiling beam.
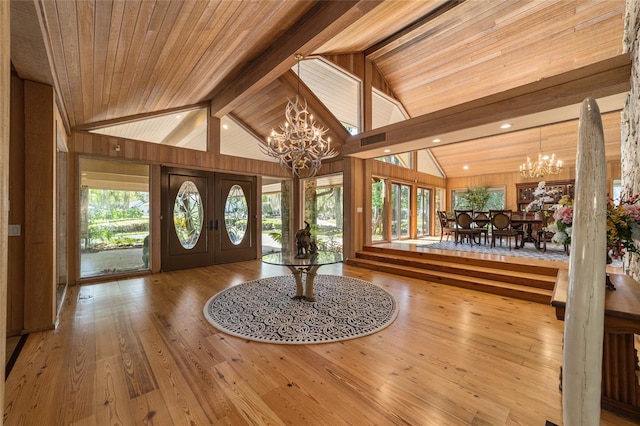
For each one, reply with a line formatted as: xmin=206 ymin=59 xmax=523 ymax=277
xmin=364 ymin=0 xmax=465 ymax=58
xmin=208 ymin=0 xmax=383 ymax=118
xmin=342 ymin=54 xmax=631 ymax=157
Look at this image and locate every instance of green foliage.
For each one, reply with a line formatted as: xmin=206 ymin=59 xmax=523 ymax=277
xmin=456 ymin=186 xmax=491 ymax=211
xmin=268 ymin=231 xmax=283 ymax=244
xmin=262 ymin=217 xmax=282 ymax=231
xmin=85 ymin=188 xmax=150 ymax=250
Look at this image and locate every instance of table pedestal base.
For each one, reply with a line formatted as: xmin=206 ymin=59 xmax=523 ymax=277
xmin=286 ymin=265 xmax=320 ymax=302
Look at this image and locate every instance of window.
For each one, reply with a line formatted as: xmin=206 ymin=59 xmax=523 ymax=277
xmin=303 ymin=174 xmax=343 ymax=253
xmin=391 ymin=183 xmax=411 ymax=239
xmin=89 ymin=108 xmax=207 ymax=151
xmin=375 ymin=152 xmax=414 ymax=169
xmin=452 ymin=187 xmax=505 ymax=211
xmin=371 ymin=178 xmax=386 ymax=241
xmin=417 ymin=187 xmax=431 ymax=237
xmin=261 ymin=178 xmax=292 ymax=255
xmin=79 ymin=158 xmax=150 ymax=278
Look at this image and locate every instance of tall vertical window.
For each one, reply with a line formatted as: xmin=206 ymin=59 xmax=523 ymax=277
xmin=261 ymin=178 xmax=292 ymax=255
xmin=371 ymin=178 xmax=386 ymax=241
xmin=434 ymin=188 xmax=446 ymax=237
xmin=417 ymin=187 xmax=431 ymax=237
xmin=79 ymin=158 xmax=150 ymax=278
xmin=303 ymin=174 xmax=343 ymax=253
xmin=391 ymin=183 xmax=410 ymax=240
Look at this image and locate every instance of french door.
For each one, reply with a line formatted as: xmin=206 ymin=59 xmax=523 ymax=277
xmin=161 ymin=168 xmax=256 ymax=271
xmin=391 ymin=182 xmax=411 ymax=240
xmin=214 ymin=174 xmax=256 ymax=264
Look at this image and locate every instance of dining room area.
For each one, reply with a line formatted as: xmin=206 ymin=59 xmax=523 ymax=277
xmin=438 ymin=209 xmax=560 ymax=253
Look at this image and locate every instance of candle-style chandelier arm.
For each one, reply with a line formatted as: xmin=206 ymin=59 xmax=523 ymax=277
xmin=519 ymin=129 xmax=563 ymax=178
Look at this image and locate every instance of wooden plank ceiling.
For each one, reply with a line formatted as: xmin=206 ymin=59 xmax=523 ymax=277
xmin=9 ymin=0 xmax=628 ymax=178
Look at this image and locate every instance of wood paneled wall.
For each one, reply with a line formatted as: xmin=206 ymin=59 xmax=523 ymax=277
xmin=343 ymin=157 xmax=365 ymax=258
xmin=1 ymin=1 xmax=10 ymax=419
xmin=446 ymin=161 xmax=621 ymax=212
xmin=371 ymin=159 xmax=446 ymax=188
xmin=7 ymin=75 xmax=25 ymax=336
xmin=24 ymin=81 xmax=56 ymax=332
xmin=67 ymin=131 xmax=345 ymax=283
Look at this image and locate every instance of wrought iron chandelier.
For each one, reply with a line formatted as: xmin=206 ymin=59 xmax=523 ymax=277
xmin=260 ymin=54 xmax=337 ymax=178
xmin=519 ymin=128 xmax=563 ymax=178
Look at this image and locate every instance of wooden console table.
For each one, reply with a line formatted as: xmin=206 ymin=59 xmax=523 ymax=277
xmin=551 ymin=269 xmax=640 ymax=421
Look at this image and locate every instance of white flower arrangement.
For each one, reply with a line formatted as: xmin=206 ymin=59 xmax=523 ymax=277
xmin=525 ymin=181 xmax=561 ymax=212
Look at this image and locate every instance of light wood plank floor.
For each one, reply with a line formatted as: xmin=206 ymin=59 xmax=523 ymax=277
xmin=3 ymin=261 xmax=635 ymax=425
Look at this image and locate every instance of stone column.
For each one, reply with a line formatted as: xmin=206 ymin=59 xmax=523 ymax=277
xmin=621 ymin=0 xmax=640 ymax=279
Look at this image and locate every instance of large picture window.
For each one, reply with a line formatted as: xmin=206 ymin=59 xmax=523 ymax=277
xmin=79 ymin=158 xmax=150 ymax=278
xmin=452 ymin=187 xmax=505 ymax=211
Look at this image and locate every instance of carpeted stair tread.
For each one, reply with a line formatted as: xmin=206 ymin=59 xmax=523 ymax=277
xmin=346 ymin=257 xmax=553 ymax=304
xmin=354 ymin=250 xmax=556 ymax=290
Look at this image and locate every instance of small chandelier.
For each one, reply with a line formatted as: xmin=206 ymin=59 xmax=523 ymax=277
xmin=519 ymin=128 xmax=563 ymax=178
xmin=260 ymin=54 xmax=337 ymax=178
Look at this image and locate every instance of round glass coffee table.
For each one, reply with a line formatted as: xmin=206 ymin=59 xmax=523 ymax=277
xmin=261 ymin=251 xmax=343 ymax=302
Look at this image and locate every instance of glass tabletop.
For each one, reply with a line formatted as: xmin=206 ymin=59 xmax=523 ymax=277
xmin=261 ymin=251 xmax=343 ymax=267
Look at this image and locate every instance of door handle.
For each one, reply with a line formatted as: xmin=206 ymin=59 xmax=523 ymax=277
xmin=212 ymin=219 xmax=219 ymax=231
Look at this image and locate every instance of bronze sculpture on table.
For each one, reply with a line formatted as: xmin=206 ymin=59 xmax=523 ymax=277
xmin=295 ymin=221 xmax=318 ymax=259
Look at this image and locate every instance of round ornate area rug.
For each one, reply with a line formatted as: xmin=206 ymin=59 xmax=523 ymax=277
xmin=203 ymin=275 xmax=398 ymax=344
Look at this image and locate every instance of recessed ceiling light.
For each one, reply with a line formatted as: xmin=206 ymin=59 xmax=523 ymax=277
xmin=500 ymin=123 xmax=512 ymax=129
xmin=432 ymin=138 xmax=441 ymax=143
xmin=222 ymin=124 xmax=229 ymax=130
xmin=383 ymin=149 xmax=391 ymax=153
xmin=463 ymin=165 xmax=469 ymax=170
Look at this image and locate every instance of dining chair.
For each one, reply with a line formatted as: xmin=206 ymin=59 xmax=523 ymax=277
xmin=454 ymin=210 xmax=483 ymax=245
xmin=473 ymin=211 xmax=490 ymax=244
xmin=437 ymin=210 xmax=456 ymax=242
xmin=489 ymin=209 xmax=523 ymax=250
xmin=536 ymin=210 xmax=556 ymax=252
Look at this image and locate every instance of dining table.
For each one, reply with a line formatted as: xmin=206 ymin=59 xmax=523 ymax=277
xmin=511 ymin=214 xmax=543 ymax=248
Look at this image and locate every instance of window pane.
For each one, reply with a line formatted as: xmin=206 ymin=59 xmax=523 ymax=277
xmin=225 ymin=184 xmax=248 ymax=245
xmin=80 ymin=158 xmax=150 ymax=278
xmin=303 ymin=174 xmax=343 ymax=254
xmin=391 ymin=184 xmax=399 ymax=239
xmin=262 ymin=178 xmax=291 ymax=255
xmin=417 ymin=187 xmax=431 ymax=237
xmin=401 ymin=185 xmax=410 ymax=238
xmin=371 ymin=178 xmax=385 ymax=241
xmin=173 ymin=181 xmax=204 ymax=249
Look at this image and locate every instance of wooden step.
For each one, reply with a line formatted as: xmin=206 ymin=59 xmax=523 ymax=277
xmin=354 ymin=250 xmax=556 ymax=290
xmin=346 ymin=244 xmax=562 ymax=304
xmin=346 ymin=257 xmax=553 ymax=304
xmin=361 ymin=245 xmax=560 ymax=276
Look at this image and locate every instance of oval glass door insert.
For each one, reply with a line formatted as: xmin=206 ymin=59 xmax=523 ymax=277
xmin=173 ymin=180 xmax=204 ymax=249
xmin=225 ymin=184 xmax=248 ymax=245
